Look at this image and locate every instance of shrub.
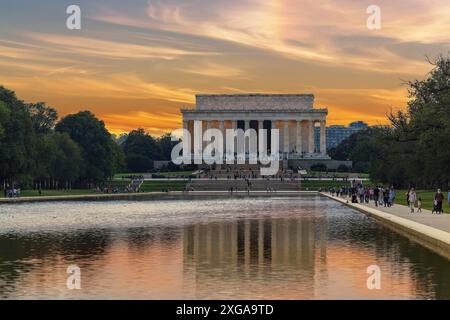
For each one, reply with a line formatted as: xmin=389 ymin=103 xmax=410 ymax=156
xmin=310 ymin=163 xmax=327 ymax=172
xmin=337 ymin=164 xmax=349 ymax=172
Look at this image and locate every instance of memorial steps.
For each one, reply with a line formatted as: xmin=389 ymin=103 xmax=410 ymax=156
xmin=188 ymin=179 xmax=301 ymax=191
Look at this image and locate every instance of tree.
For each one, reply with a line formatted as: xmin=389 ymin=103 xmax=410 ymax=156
xmin=157 ymin=133 xmax=178 ymax=160
xmin=122 ymin=129 xmax=160 ymax=172
xmin=111 ymin=139 xmax=125 ymax=174
xmin=48 ymin=132 xmax=82 ymax=183
xmin=0 ymin=86 xmax=36 ymax=184
xmin=329 ymin=127 xmax=383 ymax=173
xmin=0 ymin=101 xmax=9 ymax=140
xmin=369 ymin=55 xmax=450 ymax=188
xmin=405 ymin=56 xmax=450 ymax=187
xmin=33 ymin=132 xmax=82 ymax=186
xmin=26 ymin=102 xmax=57 ymax=134
xmin=55 ymin=111 xmax=117 ymax=182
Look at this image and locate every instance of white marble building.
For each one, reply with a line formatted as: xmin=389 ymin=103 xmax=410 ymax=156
xmin=181 ymin=94 xmax=329 ymax=160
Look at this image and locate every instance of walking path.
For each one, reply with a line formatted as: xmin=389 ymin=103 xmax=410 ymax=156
xmin=362 ymin=199 xmax=450 ymax=232
xmin=321 ymin=192 xmax=450 ymax=259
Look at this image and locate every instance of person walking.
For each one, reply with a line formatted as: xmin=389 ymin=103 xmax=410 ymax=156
xmin=373 ymin=186 xmax=379 ymax=207
xmin=408 ymin=188 xmax=417 ymax=213
xmin=358 ymin=185 xmax=364 ymax=203
xmin=388 ymin=187 xmax=395 ymax=207
xmin=417 ymin=197 xmax=422 ymax=213
xmin=383 ymin=187 xmax=389 ymax=207
xmin=434 ymin=189 xmax=444 ymax=214
xmin=448 ymin=190 xmax=450 ymax=208
xmin=379 ymin=187 xmax=384 ymax=206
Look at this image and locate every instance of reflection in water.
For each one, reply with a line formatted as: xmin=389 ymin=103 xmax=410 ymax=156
xmin=183 ymin=217 xmax=321 ymax=299
xmin=0 ymin=196 xmax=449 ymax=299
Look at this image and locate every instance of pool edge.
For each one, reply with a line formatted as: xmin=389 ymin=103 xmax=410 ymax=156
xmin=320 ymin=192 xmax=450 ymax=261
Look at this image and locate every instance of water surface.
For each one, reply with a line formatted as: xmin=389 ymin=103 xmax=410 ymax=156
xmin=0 ymin=196 xmax=449 ymax=299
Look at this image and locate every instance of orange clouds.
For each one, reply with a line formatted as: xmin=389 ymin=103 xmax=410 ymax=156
xmin=101 ymin=111 xmax=182 ymax=136
xmin=1 ymin=0 xmax=447 ymax=135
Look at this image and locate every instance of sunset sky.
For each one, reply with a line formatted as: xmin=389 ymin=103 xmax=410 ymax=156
xmin=2 ymin=0 xmax=450 ymax=135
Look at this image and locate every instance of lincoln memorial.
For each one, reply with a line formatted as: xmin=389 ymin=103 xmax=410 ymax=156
xmin=181 ymin=94 xmax=330 ymax=163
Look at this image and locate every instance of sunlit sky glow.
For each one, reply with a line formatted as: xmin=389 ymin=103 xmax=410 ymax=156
xmin=2 ymin=0 xmax=450 ymax=135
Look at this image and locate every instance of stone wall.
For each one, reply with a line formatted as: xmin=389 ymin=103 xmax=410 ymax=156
xmin=196 ymin=94 xmax=314 ymax=111
xmin=289 ymin=159 xmax=353 ymax=170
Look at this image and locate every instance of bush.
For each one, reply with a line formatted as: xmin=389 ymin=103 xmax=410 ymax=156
xmin=310 ymin=163 xmax=327 ymax=172
xmin=125 ymin=153 xmax=153 ymax=173
xmin=337 ymin=164 xmax=349 ymax=172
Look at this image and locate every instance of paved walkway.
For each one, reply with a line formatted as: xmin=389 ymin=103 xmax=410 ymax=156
xmin=326 ymin=194 xmax=450 ymax=233
xmin=321 ymin=192 xmax=450 ymax=259
xmin=360 ymin=199 xmax=450 ymax=233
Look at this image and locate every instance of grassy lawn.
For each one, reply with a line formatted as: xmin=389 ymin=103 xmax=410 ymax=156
xmin=113 ymin=171 xmax=193 ymax=179
xmin=0 ymin=181 xmax=187 ymax=198
xmin=308 ymin=171 xmax=369 ymax=178
xmin=1 ymin=189 xmax=94 ymax=198
xmin=395 ymin=190 xmax=450 ymax=213
xmin=113 ymin=172 xmax=147 ymax=179
xmin=300 ymin=180 xmax=377 ymax=190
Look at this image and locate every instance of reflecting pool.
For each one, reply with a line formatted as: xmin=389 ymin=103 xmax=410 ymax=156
xmin=0 ymin=195 xmax=449 ymax=299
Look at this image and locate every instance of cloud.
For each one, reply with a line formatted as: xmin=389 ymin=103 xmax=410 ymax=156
xmin=2 ymin=0 xmax=447 ymax=135
xmin=3 ymin=71 xmax=196 ymax=103
xmin=100 ymin=110 xmax=181 ymax=135
xmin=91 ymin=0 xmax=450 ymax=76
xmin=177 ymin=62 xmax=244 ymax=78
xmin=26 ymin=32 xmax=215 ymax=60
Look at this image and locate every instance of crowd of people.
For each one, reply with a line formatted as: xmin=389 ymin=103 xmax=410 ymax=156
xmin=329 ymin=184 xmax=396 ymax=207
xmin=3 ymin=188 xmax=21 ymax=198
xmin=406 ymin=188 xmax=446 ymax=214
xmin=330 ymin=184 xmax=448 ymax=214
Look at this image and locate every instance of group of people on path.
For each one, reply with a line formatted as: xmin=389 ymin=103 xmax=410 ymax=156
xmin=3 ymin=188 xmax=21 ymax=198
xmin=330 ymin=184 xmax=396 ymax=207
xmin=406 ymin=188 xmax=446 ymax=214
xmin=330 ymin=183 xmax=448 ymax=214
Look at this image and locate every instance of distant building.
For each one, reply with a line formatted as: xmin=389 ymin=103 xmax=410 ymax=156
xmin=315 ymin=121 xmax=368 ymax=150
xmin=348 ymin=121 xmax=369 ymax=130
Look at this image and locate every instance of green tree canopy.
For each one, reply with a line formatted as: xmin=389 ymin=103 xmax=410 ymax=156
xmin=0 ymin=86 xmax=36 ymax=182
xmin=26 ymin=102 xmax=57 ymax=134
xmin=122 ymin=129 xmax=160 ymax=172
xmin=370 ymin=56 xmax=450 ymax=188
xmin=55 ymin=111 xmax=117 ymax=182
xmin=157 ymin=133 xmax=178 ymax=160
xmin=329 ymin=56 xmax=450 ymax=188
xmin=329 ymin=127 xmax=384 ymax=173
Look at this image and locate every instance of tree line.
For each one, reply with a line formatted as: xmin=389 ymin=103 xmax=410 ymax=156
xmin=0 ymin=86 xmax=177 ymax=189
xmin=329 ymin=56 xmax=450 ymax=189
